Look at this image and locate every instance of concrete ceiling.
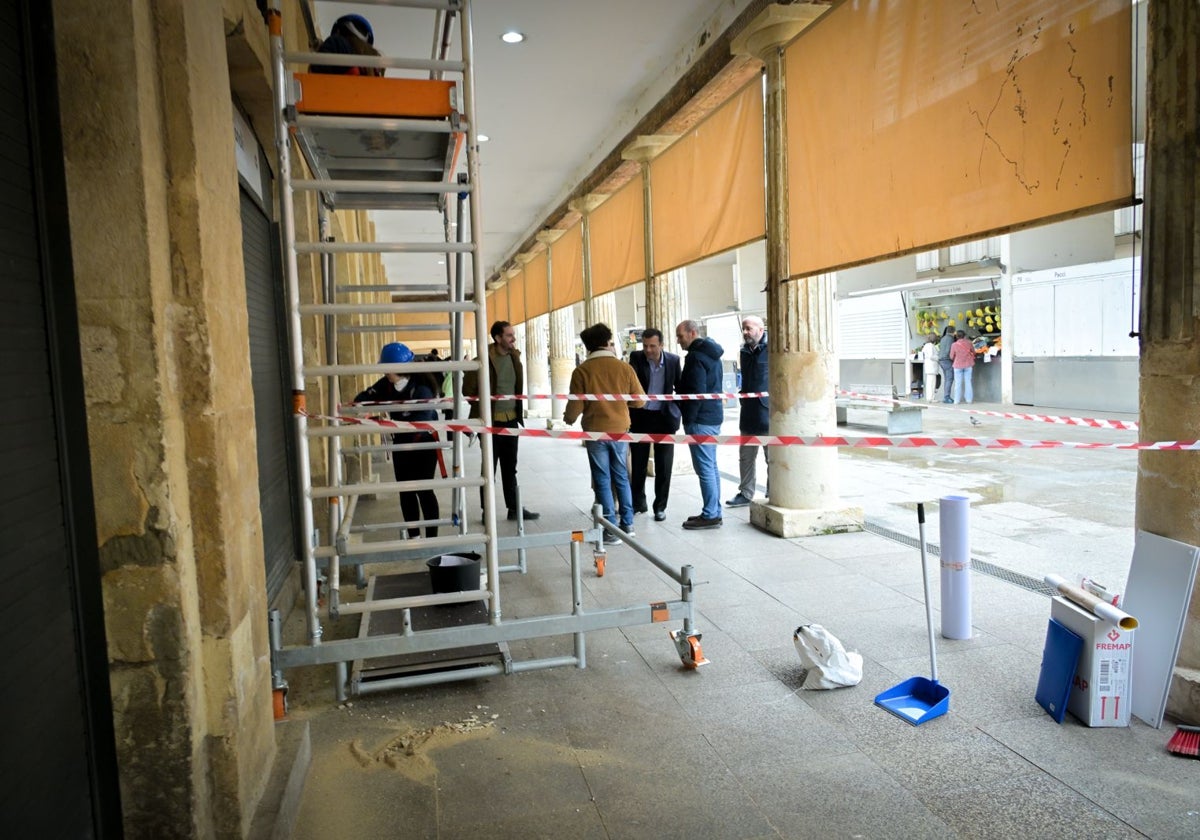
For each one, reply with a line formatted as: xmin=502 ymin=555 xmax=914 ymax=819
xmin=313 ymin=0 xmax=757 ymax=290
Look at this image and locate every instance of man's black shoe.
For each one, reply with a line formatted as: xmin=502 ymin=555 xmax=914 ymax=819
xmin=681 ymin=516 xmax=722 ymax=530
xmin=634 ymin=503 xmax=648 ymax=514
xmin=508 ymin=508 xmax=541 ymax=521
xmin=602 ymin=531 xmax=622 ymax=546
xmin=726 ymin=495 xmax=751 ymax=508
xmin=653 ymin=511 xmax=667 ymax=522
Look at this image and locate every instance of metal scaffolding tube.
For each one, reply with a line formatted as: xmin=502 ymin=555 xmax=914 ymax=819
xmin=269 ymin=0 xmax=321 ymax=648
xmin=294 ymin=241 xmax=475 ymax=254
xmin=292 ymin=178 xmax=473 ymax=195
xmin=299 ymin=301 xmax=475 ymax=315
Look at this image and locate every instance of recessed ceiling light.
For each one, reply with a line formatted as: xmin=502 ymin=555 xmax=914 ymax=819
xmin=477 ymin=134 xmax=490 ymax=142
xmin=500 ymin=31 xmax=525 ymax=44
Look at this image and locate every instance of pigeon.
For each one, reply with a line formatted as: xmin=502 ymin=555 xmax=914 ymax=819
xmin=969 ymin=416 xmax=982 ymax=426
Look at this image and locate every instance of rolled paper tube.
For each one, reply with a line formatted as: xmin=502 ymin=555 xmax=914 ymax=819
xmin=1044 ymin=574 xmax=1139 ymax=629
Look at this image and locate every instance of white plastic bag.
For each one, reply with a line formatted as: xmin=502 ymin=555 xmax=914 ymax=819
xmin=792 ymin=624 xmax=864 ymax=689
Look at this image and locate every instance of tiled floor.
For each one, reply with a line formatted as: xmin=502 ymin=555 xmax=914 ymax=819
xmin=286 ymin=401 xmax=1199 ymax=839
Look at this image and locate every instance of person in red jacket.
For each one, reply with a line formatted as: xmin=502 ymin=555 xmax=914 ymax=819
xmin=948 ymin=330 xmax=976 ymax=404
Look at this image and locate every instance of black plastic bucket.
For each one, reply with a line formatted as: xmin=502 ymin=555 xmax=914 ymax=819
xmin=426 ymin=552 xmax=481 ymax=594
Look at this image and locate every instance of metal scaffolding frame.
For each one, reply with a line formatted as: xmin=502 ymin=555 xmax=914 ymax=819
xmin=266 ymin=0 xmax=707 ymax=705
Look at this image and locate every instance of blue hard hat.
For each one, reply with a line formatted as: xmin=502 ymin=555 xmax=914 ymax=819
xmin=379 ymin=342 xmax=413 ymax=364
xmin=335 ymin=14 xmax=374 ymax=46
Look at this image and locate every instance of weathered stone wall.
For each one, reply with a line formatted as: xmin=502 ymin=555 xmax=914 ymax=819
xmin=53 ymin=0 xmax=293 ymax=834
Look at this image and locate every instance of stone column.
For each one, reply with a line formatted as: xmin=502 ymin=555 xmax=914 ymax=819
xmin=537 ymin=229 xmax=574 ymax=424
xmin=524 ymin=313 xmax=551 ymax=418
xmin=649 ymin=268 xmax=689 ymax=353
xmin=1136 ymin=0 xmax=1200 ymax=721
xmin=621 ymin=137 xmax=683 ymax=341
xmin=592 ymin=292 xmax=618 ymax=332
xmin=570 ymin=193 xmax=608 ymax=324
xmin=733 ymin=5 xmax=862 ymax=537
xmin=53 ymin=0 xmax=275 ymax=835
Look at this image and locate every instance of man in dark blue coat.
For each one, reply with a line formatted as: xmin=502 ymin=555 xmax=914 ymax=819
xmin=628 ymin=328 xmax=682 ymax=522
xmin=728 ymin=316 xmax=769 ymax=508
xmin=675 ymin=319 xmax=724 ymax=529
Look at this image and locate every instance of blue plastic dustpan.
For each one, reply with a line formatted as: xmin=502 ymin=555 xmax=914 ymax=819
xmin=874 ymin=676 xmax=950 ymax=725
xmin=874 ymin=503 xmax=951 ymax=726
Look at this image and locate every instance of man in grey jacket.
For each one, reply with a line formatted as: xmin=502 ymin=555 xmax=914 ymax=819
xmin=727 ymin=316 xmax=769 ymax=508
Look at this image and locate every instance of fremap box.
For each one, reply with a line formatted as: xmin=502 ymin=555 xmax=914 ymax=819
xmin=1050 ymin=596 xmax=1132 ymax=727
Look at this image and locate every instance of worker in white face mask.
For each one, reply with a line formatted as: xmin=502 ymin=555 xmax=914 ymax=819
xmin=353 ymin=342 xmax=441 ymax=538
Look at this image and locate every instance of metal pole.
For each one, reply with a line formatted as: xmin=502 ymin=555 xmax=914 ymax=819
xmin=268 ymin=0 xmax=321 ymax=648
xmin=459 ymin=1 xmax=502 ymax=622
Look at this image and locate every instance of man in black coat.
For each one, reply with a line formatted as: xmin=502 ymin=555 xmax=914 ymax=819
xmin=675 ymin=319 xmax=725 ymax=529
xmin=728 ymin=316 xmax=769 ymax=508
xmin=627 ymin=328 xmax=682 ymax=522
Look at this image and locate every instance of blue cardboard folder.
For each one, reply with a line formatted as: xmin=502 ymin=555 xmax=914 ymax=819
xmin=1036 ymin=617 xmax=1084 ymax=723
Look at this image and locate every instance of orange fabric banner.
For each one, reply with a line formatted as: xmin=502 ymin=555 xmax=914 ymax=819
xmin=650 ymin=81 xmax=765 ymax=275
xmin=549 ymin=223 xmax=584 ymax=311
xmin=785 ymin=0 xmax=1133 ymax=279
xmin=590 ymin=173 xmax=646 ymax=295
xmin=487 ymin=288 xmax=507 ymax=329
xmin=507 ymin=270 xmax=526 ymax=325
xmin=523 ymin=252 xmax=549 ymax=321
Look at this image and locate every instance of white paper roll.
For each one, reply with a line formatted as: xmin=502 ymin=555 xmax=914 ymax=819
xmin=939 ymin=495 xmax=972 ymax=639
xmin=1044 ymin=574 xmax=1139 ymax=629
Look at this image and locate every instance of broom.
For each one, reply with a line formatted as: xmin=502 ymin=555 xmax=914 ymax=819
xmin=1165 ymin=724 xmax=1200 ymax=758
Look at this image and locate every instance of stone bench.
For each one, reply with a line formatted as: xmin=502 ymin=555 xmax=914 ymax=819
xmin=836 ymin=384 xmax=926 ymax=434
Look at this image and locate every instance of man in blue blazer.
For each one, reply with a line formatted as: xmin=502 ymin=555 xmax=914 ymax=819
xmin=627 ymin=328 xmax=682 ymax=522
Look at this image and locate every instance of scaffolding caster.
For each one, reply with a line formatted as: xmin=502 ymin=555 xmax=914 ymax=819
xmin=272 ymin=681 xmax=289 ymax=720
xmin=669 ymin=629 xmax=710 ymax=669
xmin=593 ymin=549 xmax=606 ymax=577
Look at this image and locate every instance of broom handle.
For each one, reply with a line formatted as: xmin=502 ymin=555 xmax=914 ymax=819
xmin=918 ymin=503 xmax=938 ymax=683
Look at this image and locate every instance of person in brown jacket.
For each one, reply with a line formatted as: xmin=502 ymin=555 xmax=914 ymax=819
xmin=563 ymin=323 xmax=646 ymax=544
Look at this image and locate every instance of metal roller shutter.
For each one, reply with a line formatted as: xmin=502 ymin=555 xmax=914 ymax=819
xmin=240 ymin=189 xmax=300 ymax=601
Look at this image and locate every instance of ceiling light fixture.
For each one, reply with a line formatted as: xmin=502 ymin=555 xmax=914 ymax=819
xmin=477 ymin=134 xmax=490 ymax=142
xmin=500 ymin=31 xmax=525 ymax=44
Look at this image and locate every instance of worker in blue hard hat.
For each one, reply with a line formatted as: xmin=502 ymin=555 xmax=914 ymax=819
xmin=354 ymin=342 xmax=441 ymax=538
xmin=311 ymin=14 xmax=384 ymax=77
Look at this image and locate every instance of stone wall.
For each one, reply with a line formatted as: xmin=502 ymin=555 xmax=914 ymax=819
xmin=52 ymin=0 xmax=303 ymax=834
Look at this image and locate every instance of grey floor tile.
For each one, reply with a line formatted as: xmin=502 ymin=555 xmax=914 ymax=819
xmin=737 ymin=751 xmax=957 ymax=840
xmin=919 ymin=773 xmax=1142 ymax=839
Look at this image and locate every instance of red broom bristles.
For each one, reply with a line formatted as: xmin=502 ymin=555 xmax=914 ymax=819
xmin=1166 ymin=724 xmax=1200 ymax=758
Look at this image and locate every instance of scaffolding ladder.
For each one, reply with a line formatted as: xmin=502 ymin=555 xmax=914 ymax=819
xmin=266 ymin=0 xmax=709 ymax=703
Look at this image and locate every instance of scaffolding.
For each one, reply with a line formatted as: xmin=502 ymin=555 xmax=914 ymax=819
xmin=266 ymin=0 xmax=707 ymax=704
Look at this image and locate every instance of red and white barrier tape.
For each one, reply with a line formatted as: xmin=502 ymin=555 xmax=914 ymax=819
xmin=351 ymin=391 xmax=757 ymax=406
xmin=835 ymin=388 xmax=1141 ymax=430
xmin=349 ymin=389 xmax=1141 ymax=432
xmin=315 ymin=414 xmax=1195 ymax=451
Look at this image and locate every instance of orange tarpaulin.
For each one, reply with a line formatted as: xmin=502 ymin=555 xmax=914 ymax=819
xmin=590 ymin=173 xmax=645 ymax=296
xmin=507 ymin=270 xmax=526 ymax=325
xmin=549 ymin=223 xmax=584 ymax=311
xmin=650 ymin=81 xmax=765 ymax=275
xmin=785 ymin=0 xmax=1133 ymax=279
xmin=486 ymin=288 xmax=507 ymax=329
xmin=523 ymin=252 xmax=550 ymax=321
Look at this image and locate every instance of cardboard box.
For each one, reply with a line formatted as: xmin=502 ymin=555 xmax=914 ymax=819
xmin=1050 ymin=596 xmax=1132 ymax=727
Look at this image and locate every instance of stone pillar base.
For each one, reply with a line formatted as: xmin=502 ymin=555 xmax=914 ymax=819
xmin=1167 ymin=667 xmax=1200 ymax=723
xmin=750 ymin=501 xmax=863 ymax=538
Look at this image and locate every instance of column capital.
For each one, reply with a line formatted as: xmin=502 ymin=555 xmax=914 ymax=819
xmin=503 ymin=266 xmax=522 ymax=281
xmin=535 ymin=229 xmax=565 ymax=246
xmin=515 ymin=251 xmax=536 ymax=266
xmin=567 ymin=193 xmax=608 ymax=215
xmin=621 ymin=135 xmax=679 ymax=163
xmin=730 ymin=3 xmax=829 ymax=60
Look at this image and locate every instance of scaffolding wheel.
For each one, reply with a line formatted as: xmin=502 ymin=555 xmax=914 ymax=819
xmin=593 ymin=550 xmax=606 ymax=577
xmin=669 ymin=629 xmax=710 ymax=669
xmin=272 ymin=683 xmax=289 ymax=720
